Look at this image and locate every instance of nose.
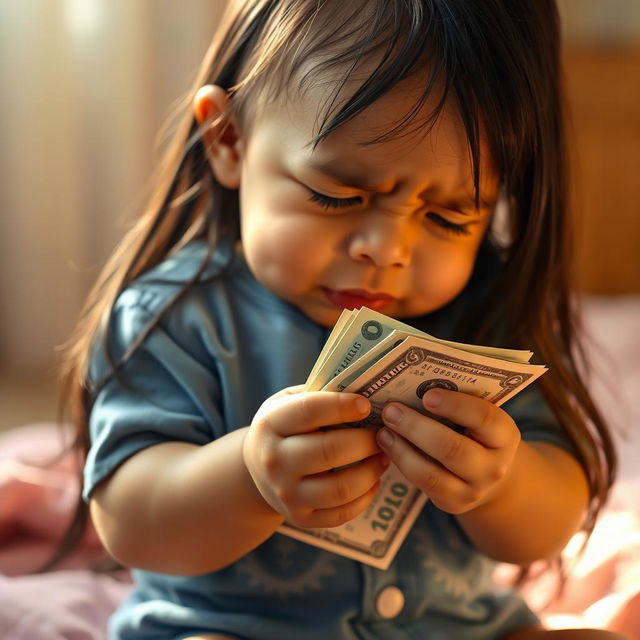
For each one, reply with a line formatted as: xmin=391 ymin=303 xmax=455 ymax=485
xmin=347 ymin=214 xmax=413 ymax=268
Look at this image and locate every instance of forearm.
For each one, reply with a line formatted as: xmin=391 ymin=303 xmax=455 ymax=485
xmin=90 ymin=427 xmax=284 ymax=575
xmin=456 ymin=441 xmax=589 ymax=565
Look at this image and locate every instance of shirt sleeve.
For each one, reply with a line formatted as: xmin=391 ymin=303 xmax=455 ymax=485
xmin=501 ymin=380 xmax=578 ymax=457
xmin=83 ymin=290 xmax=224 ymax=501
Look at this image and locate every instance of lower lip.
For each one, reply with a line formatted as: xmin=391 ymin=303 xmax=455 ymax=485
xmin=322 ymin=288 xmax=394 ymax=311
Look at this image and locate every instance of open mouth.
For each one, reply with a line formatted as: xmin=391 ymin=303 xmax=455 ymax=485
xmin=321 ymin=287 xmax=396 ymax=311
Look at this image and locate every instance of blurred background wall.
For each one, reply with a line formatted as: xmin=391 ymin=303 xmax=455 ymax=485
xmin=560 ymin=0 xmax=640 ymax=295
xmin=0 ymin=0 xmax=639 ymax=426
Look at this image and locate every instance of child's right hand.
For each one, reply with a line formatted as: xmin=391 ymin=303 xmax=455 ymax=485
xmin=243 ymin=385 xmax=389 ymax=529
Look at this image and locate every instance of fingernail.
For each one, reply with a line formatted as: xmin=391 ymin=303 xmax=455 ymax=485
xmin=425 ymin=389 xmax=442 ymax=408
xmin=355 ymin=396 xmax=370 ymax=415
xmin=383 ymin=404 xmax=402 ymax=425
xmin=378 ymin=428 xmax=395 ymax=448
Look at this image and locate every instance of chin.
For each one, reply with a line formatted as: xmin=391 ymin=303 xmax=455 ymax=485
xmin=310 ymin=310 xmax=342 ymax=328
xmin=293 ymin=302 xmax=342 ymax=328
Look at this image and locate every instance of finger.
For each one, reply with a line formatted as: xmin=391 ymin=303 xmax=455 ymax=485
xmin=375 ymin=429 xmax=475 ymax=513
xmin=301 ymin=478 xmax=382 ymax=529
xmin=274 ymin=384 xmax=306 ymax=397
xmin=281 ymin=428 xmax=381 ymax=475
xmin=421 ymin=389 xmax=517 ymax=449
xmin=297 ymin=453 xmax=389 ymax=510
xmin=266 ymin=384 xmax=307 ymax=403
xmin=259 ymin=392 xmax=370 ymax=437
xmin=381 ymin=403 xmax=487 ymax=482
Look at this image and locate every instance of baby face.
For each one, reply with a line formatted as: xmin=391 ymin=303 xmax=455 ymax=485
xmin=237 ymin=77 xmax=498 ymax=327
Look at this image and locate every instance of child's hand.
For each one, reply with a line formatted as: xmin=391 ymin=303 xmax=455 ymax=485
xmin=243 ymin=386 xmax=388 ymax=529
xmin=378 ymin=388 xmax=520 ymax=515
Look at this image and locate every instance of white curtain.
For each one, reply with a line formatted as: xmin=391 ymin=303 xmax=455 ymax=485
xmin=0 ymin=0 xmax=226 ymax=374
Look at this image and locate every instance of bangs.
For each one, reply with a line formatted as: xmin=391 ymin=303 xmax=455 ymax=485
xmin=226 ymin=0 xmax=546 ymax=208
xmin=291 ymin=1 xmax=446 ymax=148
xmin=239 ymin=0 xmax=449 ymax=146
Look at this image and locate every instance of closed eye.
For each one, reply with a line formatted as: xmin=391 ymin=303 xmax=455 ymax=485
xmin=425 ymin=212 xmax=472 ymax=236
xmin=308 ymin=190 xmax=362 ymax=210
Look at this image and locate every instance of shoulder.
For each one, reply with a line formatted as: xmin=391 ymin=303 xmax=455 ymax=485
xmin=89 ymin=241 xmax=234 ymax=382
xmin=116 ymin=240 xmax=227 ymax=314
xmin=93 ymin=240 xmax=318 ymax=382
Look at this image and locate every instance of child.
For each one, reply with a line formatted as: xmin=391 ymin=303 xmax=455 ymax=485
xmin=60 ymin=1 xmax=624 ymax=638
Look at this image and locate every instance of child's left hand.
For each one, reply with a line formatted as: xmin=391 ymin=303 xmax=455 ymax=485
xmin=378 ymin=388 xmax=520 ymax=515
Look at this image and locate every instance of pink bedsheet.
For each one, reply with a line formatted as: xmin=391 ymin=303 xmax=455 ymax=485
xmin=1 ymin=295 xmax=638 ymax=639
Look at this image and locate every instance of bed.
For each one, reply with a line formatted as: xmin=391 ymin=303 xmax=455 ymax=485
xmin=1 ymin=295 xmax=638 ymax=639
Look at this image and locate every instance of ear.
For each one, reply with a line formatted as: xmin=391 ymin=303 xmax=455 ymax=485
xmin=193 ymin=84 xmax=243 ymax=189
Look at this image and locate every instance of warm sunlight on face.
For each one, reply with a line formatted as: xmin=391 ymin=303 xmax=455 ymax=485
xmin=237 ymin=77 xmax=498 ymax=327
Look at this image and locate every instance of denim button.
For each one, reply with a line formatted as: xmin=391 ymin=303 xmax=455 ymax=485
xmin=376 ymin=585 xmax=405 ymax=618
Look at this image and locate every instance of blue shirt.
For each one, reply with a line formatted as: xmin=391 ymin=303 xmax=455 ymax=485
xmin=84 ymin=240 xmax=573 ymax=640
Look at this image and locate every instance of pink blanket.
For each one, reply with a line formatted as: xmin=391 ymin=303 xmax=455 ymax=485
xmin=0 ymin=423 xmax=131 ymax=639
xmin=1 ymin=295 xmax=639 ymax=639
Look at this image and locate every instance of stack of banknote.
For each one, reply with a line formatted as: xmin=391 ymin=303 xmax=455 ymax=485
xmin=279 ymin=307 xmax=547 ymax=569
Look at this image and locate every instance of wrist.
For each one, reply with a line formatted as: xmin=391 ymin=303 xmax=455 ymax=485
xmin=459 ymin=442 xmax=524 ymax=521
xmin=240 ymin=428 xmax=285 ymax=522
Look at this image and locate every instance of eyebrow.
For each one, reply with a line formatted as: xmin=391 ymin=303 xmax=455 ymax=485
xmin=306 ymin=158 xmax=388 ymax=191
xmin=305 ymin=158 xmax=494 ymax=215
xmin=440 ymin=196 xmax=495 ymax=216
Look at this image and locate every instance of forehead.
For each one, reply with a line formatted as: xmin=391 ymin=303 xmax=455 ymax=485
xmin=246 ymin=73 xmax=496 ymax=198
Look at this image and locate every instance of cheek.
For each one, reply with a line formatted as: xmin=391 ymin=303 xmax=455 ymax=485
xmin=242 ymin=214 xmax=333 ymax=289
xmin=413 ymin=246 xmax=477 ymax=305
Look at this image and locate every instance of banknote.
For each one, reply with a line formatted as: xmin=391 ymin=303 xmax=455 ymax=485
xmin=280 ymin=316 xmax=546 ymax=569
xmin=304 ymin=309 xmax=354 ymax=389
xmin=332 ymin=335 xmax=546 ymax=425
xmin=280 ymin=463 xmax=424 ymax=570
xmin=304 ymin=307 xmax=533 ymax=392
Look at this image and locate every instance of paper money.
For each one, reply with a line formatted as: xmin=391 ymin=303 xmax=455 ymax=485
xmin=280 ymin=463 xmax=423 ymax=569
xmin=329 ymin=335 xmax=546 ymax=424
xmin=280 ymin=309 xmax=546 ymax=570
xmin=304 ymin=307 xmax=533 ymax=392
xmin=305 ymin=309 xmax=355 ymax=389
